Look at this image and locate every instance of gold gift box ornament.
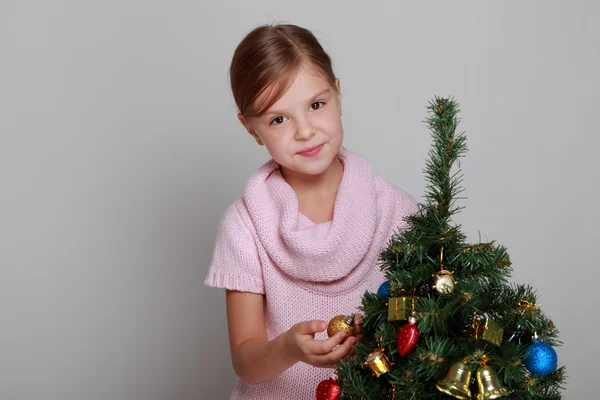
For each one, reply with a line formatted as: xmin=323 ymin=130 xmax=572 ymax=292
xmin=388 ymin=296 xmax=418 ymax=321
xmin=471 ymin=316 xmax=504 ymax=347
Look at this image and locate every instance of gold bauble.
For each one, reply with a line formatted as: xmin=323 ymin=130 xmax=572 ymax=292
xmin=433 ymin=270 xmax=457 ymax=294
xmin=327 ymin=314 xmax=356 ymax=337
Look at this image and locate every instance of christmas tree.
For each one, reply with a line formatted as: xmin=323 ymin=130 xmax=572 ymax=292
xmin=318 ymin=97 xmax=566 ymax=399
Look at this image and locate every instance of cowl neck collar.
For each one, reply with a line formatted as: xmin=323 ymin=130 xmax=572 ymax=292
xmin=243 ymin=147 xmax=394 ymax=292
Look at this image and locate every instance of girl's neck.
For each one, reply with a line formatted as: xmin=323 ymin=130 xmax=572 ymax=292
xmin=281 ymin=156 xmax=344 ymax=198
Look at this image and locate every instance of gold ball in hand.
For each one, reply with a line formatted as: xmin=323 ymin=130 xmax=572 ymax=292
xmin=327 ymin=314 xmax=357 ymax=337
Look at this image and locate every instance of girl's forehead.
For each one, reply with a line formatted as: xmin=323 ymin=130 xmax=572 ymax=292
xmin=288 ymin=66 xmax=330 ymax=90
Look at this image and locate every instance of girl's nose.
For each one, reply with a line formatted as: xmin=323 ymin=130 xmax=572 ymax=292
xmin=294 ymin=119 xmax=316 ymax=140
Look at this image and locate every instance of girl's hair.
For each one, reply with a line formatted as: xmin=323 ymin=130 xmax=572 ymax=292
xmin=230 ymin=23 xmax=337 ymax=118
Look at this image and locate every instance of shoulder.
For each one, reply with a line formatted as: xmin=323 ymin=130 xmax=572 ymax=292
xmin=205 ymin=198 xmax=265 ymax=293
xmin=376 ymin=176 xmax=420 ymax=215
xmin=216 ymin=198 xmax=256 ymax=239
xmin=341 ymin=147 xmax=420 ymax=215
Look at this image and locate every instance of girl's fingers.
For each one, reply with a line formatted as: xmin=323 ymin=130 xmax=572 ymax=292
xmin=298 ymin=320 xmax=327 ymax=335
xmin=353 ymin=313 xmax=363 ymax=335
xmin=308 ymin=331 xmax=347 ymax=355
xmin=321 ymin=336 xmax=356 ymax=363
xmin=354 ymin=313 xmax=363 ymax=324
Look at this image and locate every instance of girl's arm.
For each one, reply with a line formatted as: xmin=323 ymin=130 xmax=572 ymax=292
xmin=226 ymin=290 xmax=356 ymax=384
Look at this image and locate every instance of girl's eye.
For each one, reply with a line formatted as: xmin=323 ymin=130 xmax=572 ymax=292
xmin=270 ymin=116 xmax=286 ymax=125
xmin=311 ymin=102 xmax=325 ymax=110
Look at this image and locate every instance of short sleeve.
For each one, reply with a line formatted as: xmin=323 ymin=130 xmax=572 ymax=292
xmin=204 ymin=201 xmax=265 ymax=294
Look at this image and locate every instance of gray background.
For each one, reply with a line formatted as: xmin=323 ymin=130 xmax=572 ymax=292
xmin=2 ymin=1 xmax=598 ymax=399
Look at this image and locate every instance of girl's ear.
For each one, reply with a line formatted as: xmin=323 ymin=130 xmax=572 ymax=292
xmin=238 ymin=113 xmax=264 ymax=146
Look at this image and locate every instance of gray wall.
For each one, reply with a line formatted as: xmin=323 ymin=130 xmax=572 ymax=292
xmin=2 ymin=1 xmax=598 ymax=399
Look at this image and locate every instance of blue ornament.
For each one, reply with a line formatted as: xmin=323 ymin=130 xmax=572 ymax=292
xmin=524 ymin=339 xmax=558 ymax=376
xmin=377 ymin=281 xmax=391 ymax=298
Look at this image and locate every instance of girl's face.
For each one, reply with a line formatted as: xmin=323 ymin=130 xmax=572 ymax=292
xmin=238 ymin=65 xmax=343 ymax=179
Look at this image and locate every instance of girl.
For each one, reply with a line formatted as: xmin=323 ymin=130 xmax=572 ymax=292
xmin=205 ymin=23 xmax=419 ymax=399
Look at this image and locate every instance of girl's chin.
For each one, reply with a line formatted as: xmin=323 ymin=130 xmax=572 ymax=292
xmin=284 ymin=158 xmax=339 ymax=178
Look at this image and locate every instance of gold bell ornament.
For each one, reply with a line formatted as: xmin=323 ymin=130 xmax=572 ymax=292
xmin=475 ymin=356 xmax=509 ymax=399
xmin=435 ymin=359 xmax=472 ymax=399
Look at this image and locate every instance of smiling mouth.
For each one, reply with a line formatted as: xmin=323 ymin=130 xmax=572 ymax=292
xmin=299 ymin=144 xmax=321 ymax=153
xmin=298 ymin=144 xmax=324 ymax=157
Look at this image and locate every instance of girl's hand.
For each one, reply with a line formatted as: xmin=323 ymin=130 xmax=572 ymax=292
xmin=284 ymin=320 xmax=357 ymax=368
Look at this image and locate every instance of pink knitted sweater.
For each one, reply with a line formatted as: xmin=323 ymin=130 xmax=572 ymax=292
xmin=205 ymin=147 xmax=419 ymax=399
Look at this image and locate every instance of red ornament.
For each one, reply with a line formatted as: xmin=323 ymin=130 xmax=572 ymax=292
xmin=396 ymin=316 xmax=420 ymax=356
xmin=316 ymin=377 xmax=341 ymax=400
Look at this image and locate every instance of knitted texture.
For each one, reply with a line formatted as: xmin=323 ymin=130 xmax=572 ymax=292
xmin=205 ymin=147 xmax=419 ymax=399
